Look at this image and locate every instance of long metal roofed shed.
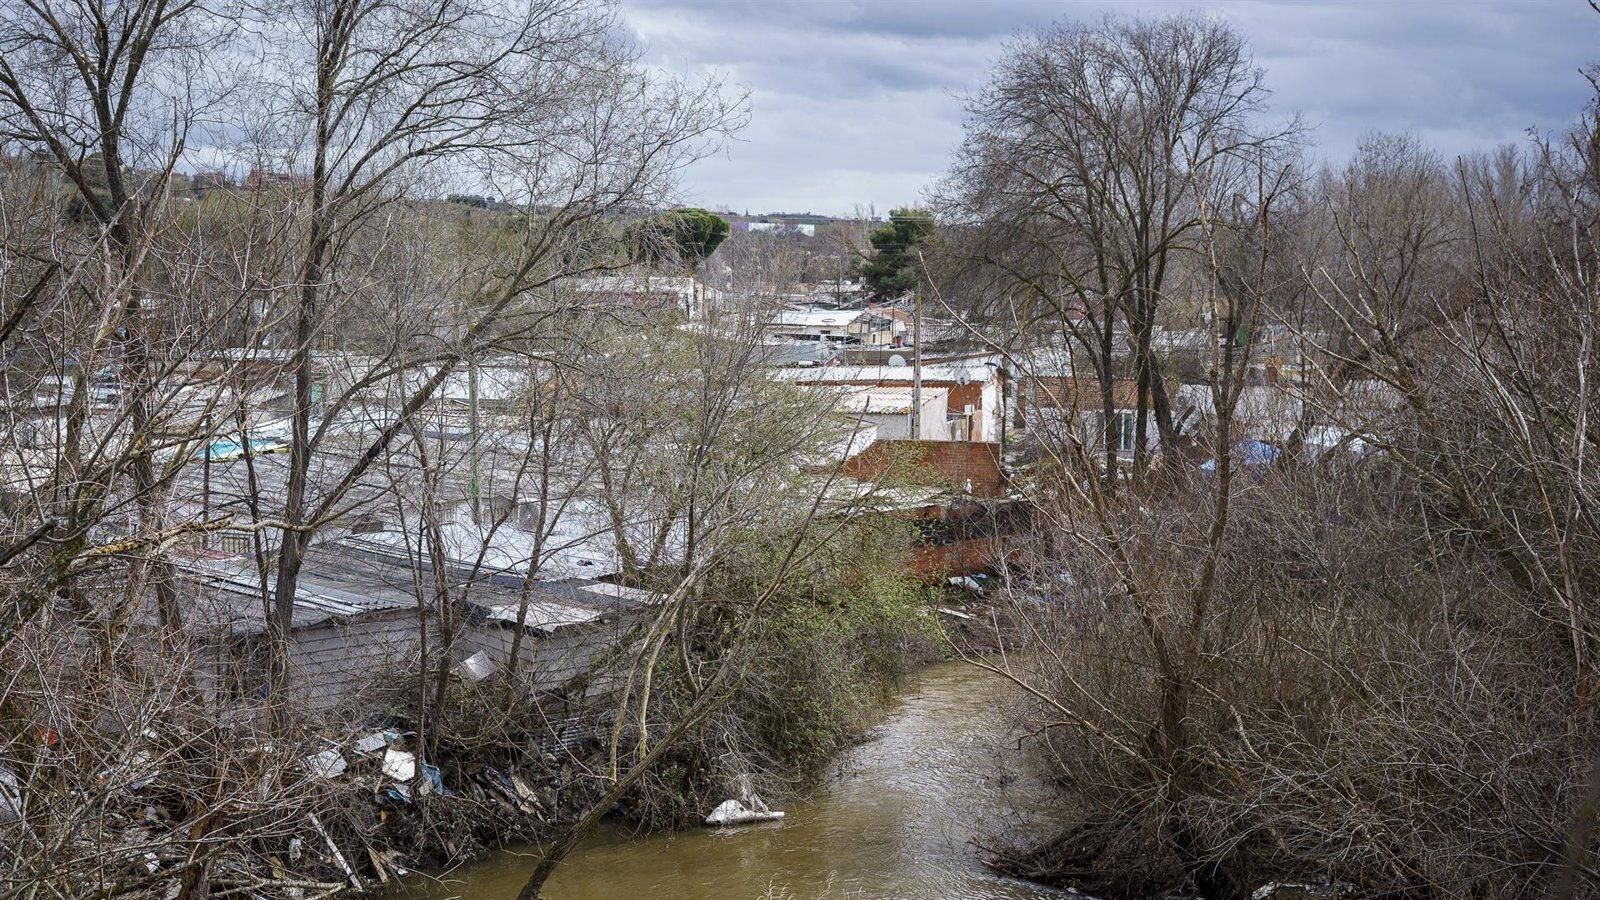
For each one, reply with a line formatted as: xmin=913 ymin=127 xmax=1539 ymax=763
xmin=179 ymin=549 xmax=438 ymax=711
xmin=200 ymin=567 xmax=414 ymax=634
xmin=180 ymin=541 xmax=663 ymax=711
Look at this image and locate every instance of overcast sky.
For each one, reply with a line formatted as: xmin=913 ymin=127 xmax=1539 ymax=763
xmin=620 ymin=0 xmax=1599 ymax=217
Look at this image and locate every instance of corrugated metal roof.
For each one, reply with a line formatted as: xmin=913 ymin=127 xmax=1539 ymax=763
xmin=481 ymin=600 xmax=601 ymax=633
xmin=833 ymin=386 xmax=949 ymax=415
xmin=776 ymin=363 xmax=997 ymax=386
xmin=204 ymin=569 xmax=414 ymax=632
xmin=183 ymin=548 xmax=658 ymax=639
xmin=771 ymin=309 xmax=867 ymax=329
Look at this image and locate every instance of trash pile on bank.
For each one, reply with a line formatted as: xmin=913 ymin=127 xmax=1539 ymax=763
xmin=0 ymin=713 xmax=614 ymax=898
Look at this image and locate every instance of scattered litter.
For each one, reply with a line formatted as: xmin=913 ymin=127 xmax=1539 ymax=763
xmin=457 ymin=650 xmax=496 ymax=682
xmin=123 ymin=750 xmax=159 ymax=790
xmin=936 ymin=606 xmax=975 ymax=621
xmin=481 ymin=766 xmax=538 ymax=815
xmin=420 ymin=762 xmax=447 ymax=796
xmin=303 ymin=749 xmax=347 ymax=780
xmin=508 ymin=772 xmax=540 ymax=807
xmin=0 ymin=768 xmax=20 ymax=823
xmin=353 ymin=730 xmax=398 ymax=755
xmin=382 ymin=748 xmax=416 ymax=782
xmin=1252 ymin=882 xmax=1356 ymax=899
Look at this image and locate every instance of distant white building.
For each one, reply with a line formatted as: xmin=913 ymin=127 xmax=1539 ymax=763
xmin=561 ymin=275 xmax=719 ymax=319
xmin=740 ymin=221 xmax=816 ymax=237
xmin=766 ymin=309 xmax=901 ymax=347
xmin=777 ymin=360 xmax=1005 ymax=442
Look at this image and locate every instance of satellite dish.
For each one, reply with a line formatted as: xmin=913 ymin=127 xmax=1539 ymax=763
xmin=887 ymin=354 xmax=907 ymax=367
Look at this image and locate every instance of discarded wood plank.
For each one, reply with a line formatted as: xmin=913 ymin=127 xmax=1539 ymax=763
xmin=307 ymin=812 xmax=362 ymax=891
xmin=365 ymin=846 xmax=390 ymax=885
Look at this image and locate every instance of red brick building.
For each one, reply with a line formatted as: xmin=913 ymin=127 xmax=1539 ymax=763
xmin=841 ymin=439 xmax=1022 ymax=580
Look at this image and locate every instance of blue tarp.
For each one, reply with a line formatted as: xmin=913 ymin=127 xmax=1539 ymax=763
xmin=1200 ymin=440 xmax=1281 ymax=472
xmin=195 ymin=438 xmax=288 ymax=460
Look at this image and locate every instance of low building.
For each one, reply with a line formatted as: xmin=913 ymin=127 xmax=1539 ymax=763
xmin=1017 ymin=377 xmax=1151 ymax=458
xmin=560 ymin=275 xmax=717 ymax=319
xmin=837 ymin=438 xmax=1021 ymax=579
xmin=758 ymin=343 xmax=841 ymax=368
xmin=778 ymin=360 xmax=1005 ymax=442
xmin=181 ymin=542 xmax=653 ymax=718
xmin=739 ymin=221 xmax=816 ymax=237
xmin=766 ymin=308 xmax=901 ymax=347
xmin=461 ymin=579 xmax=658 ymax=690
xmin=183 ymin=549 xmax=432 ymax=715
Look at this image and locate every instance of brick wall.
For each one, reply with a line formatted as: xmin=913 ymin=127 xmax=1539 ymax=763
xmin=912 ymin=537 xmax=997 ymax=579
xmin=842 ymin=439 xmax=1005 ymax=498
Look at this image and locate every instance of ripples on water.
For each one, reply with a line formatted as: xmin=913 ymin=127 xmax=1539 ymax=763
xmin=388 ymin=661 xmax=1066 ymax=899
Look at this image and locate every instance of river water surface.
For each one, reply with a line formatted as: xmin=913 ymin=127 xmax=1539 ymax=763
xmin=390 ymin=661 xmax=1064 ymax=899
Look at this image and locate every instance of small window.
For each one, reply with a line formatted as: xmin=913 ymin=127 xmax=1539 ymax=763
xmin=1113 ymin=412 xmax=1137 ymax=453
xmin=218 ymin=529 xmax=252 ymax=555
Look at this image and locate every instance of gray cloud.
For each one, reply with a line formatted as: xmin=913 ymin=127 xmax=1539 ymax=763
xmin=623 ymin=0 xmax=1598 ymax=216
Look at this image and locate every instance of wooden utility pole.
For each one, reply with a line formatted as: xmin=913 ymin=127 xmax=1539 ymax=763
xmin=468 ymin=353 xmax=481 ymax=523
xmin=202 ymin=414 xmax=212 ymax=549
xmin=910 ymin=292 xmax=923 ymax=438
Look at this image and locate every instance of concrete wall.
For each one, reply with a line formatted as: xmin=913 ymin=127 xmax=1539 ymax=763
xmin=860 ymin=390 xmax=949 ymax=441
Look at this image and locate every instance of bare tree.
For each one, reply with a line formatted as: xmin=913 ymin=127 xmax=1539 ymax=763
xmin=0 ymin=0 xmax=243 ymax=644
xmin=237 ymin=0 xmax=745 ymax=696
xmin=937 ymin=13 xmax=1296 ymax=479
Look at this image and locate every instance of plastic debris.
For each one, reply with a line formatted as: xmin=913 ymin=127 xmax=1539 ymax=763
xmin=705 ymin=798 xmax=785 ymax=826
xmin=125 ymin=750 xmax=159 ymax=790
xmin=382 ymin=748 xmax=416 ymax=782
xmin=481 ymin=766 xmax=537 ymax=814
xmin=0 ymin=768 xmax=20 ymax=823
xmin=303 ymin=749 xmax=347 ymax=780
xmin=353 ymin=730 xmax=398 ymax=755
xmin=456 ymin=650 xmax=496 ymax=682
xmin=420 ymin=762 xmax=447 ymax=796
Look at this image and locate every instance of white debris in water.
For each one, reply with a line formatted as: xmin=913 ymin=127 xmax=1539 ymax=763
xmin=705 ymin=798 xmax=785 ymax=826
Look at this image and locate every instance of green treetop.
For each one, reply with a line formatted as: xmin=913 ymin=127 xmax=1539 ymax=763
xmin=860 ymin=208 xmax=935 ymax=301
xmin=631 ymin=207 xmax=730 ymax=272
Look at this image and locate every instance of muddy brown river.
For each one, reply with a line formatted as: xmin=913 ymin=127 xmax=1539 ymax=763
xmin=387 ymin=661 xmax=1065 ymax=899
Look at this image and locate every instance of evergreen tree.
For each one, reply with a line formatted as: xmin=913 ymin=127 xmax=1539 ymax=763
xmin=860 ymin=207 xmax=934 ymax=300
